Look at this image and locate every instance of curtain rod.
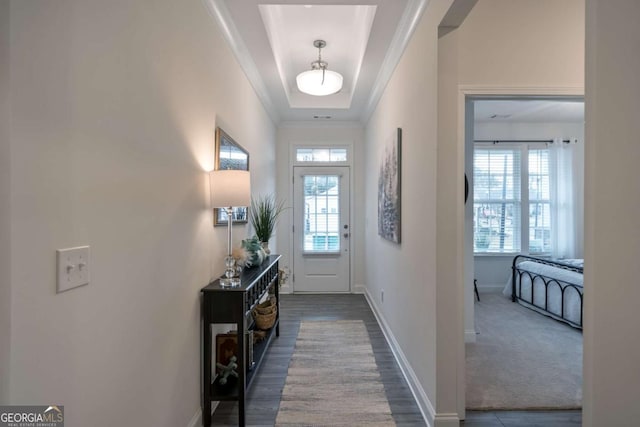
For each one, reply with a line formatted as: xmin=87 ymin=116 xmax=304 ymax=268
xmin=474 ymin=139 xmax=577 ymax=144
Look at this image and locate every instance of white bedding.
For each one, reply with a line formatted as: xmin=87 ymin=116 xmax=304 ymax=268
xmin=503 ymin=259 xmax=584 ymax=327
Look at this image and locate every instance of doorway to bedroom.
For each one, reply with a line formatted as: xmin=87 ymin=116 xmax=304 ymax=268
xmin=465 ymin=97 xmax=584 ymax=411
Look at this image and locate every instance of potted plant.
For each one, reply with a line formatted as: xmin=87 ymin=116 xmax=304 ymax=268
xmin=248 ymin=194 xmax=286 ymax=254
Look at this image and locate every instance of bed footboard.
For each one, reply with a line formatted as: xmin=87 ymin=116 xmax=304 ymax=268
xmin=511 ymin=255 xmax=584 ymax=329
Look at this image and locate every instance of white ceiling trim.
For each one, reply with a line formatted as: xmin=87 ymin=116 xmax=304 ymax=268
xmin=205 ymin=0 xmax=431 ymax=125
xmin=361 ymin=0 xmax=430 ymax=122
xmin=458 ymin=85 xmax=585 ymax=97
xmin=279 ymin=120 xmax=364 ymax=129
xmin=257 ymin=5 xmax=293 ymax=107
xmin=203 ymin=0 xmax=280 ymax=124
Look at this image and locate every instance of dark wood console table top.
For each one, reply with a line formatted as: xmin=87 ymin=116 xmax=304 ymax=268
xmin=201 ymin=254 xmax=281 ymax=427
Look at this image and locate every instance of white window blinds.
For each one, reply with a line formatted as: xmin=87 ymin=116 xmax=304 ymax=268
xmin=528 ymin=148 xmax=551 ymax=253
xmin=473 ymin=148 xmax=521 ymax=253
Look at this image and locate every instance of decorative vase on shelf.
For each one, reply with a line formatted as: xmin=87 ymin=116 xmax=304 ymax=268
xmin=261 ymin=241 xmax=271 ymax=255
xmin=239 ymin=236 xmax=266 ymax=268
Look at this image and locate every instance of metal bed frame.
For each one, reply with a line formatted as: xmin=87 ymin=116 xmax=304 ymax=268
xmin=511 ymin=255 xmax=584 ymax=329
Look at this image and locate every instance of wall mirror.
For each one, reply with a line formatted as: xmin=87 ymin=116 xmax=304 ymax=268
xmin=214 ymin=127 xmax=250 ymax=226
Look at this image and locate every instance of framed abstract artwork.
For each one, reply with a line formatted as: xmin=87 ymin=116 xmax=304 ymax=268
xmin=378 ymin=128 xmax=402 ymax=244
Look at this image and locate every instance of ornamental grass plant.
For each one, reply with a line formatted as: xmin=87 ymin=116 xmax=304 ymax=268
xmin=248 ymin=194 xmax=286 ymax=244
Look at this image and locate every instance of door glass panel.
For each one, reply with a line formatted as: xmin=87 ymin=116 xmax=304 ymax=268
xmin=303 ymin=175 xmax=340 ymax=253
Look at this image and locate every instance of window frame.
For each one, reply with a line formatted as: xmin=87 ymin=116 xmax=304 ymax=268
xmin=473 ymin=142 xmax=551 ymax=256
xmin=301 ymin=173 xmax=342 ymax=254
xmin=527 ymin=148 xmax=553 ymax=254
xmin=291 ymin=144 xmax=351 ymax=167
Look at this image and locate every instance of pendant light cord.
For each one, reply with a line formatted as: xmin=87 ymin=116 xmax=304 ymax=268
xmin=318 ymin=45 xmax=326 ymax=85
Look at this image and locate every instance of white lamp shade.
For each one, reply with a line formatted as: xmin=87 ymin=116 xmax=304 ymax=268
xmin=296 ymin=69 xmax=343 ymax=96
xmin=210 ymin=170 xmax=251 ymax=208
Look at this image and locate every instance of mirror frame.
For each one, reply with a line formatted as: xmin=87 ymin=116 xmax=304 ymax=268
xmin=213 ymin=127 xmax=250 ymax=226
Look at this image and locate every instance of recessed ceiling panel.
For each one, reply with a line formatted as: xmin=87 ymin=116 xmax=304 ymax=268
xmin=259 ymin=4 xmax=376 ymax=109
xmin=210 ymin=0 xmax=418 ymax=122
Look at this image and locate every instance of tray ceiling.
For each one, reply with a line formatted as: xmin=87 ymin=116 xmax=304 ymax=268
xmin=205 ymin=0 xmax=425 ymax=124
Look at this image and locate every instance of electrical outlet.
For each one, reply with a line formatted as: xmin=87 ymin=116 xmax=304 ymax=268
xmin=57 ymin=246 xmax=90 ymax=293
xmin=381 ymin=289 xmax=384 ymax=303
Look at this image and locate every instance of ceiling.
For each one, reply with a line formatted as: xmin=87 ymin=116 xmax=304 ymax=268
xmin=203 ymin=2 xmax=574 ymax=126
xmin=204 ymin=0 xmax=427 ymax=124
xmin=474 ymin=100 xmax=585 ymax=123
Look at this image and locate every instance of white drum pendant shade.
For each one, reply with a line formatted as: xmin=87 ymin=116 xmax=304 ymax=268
xmin=296 ymin=69 xmax=343 ymax=96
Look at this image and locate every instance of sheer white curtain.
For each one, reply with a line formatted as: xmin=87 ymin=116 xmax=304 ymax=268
xmin=550 ymin=139 xmax=577 ymax=258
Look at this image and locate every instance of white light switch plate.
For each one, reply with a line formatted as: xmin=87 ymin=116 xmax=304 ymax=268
xmin=56 ymin=246 xmax=90 ymax=293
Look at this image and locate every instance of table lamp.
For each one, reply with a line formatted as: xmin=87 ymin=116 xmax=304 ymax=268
xmin=210 ymin=169 xmax=251 ymax=287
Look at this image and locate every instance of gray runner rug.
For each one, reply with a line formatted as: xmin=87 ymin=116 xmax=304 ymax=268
xmin=275 ymin=320 xmax=396 ymax=426
xmin=466 ymin=293 xmax=582 ymax=410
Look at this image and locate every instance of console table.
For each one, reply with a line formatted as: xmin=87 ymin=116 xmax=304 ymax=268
xmin=201 ymin=255 xmax=281 ymax=427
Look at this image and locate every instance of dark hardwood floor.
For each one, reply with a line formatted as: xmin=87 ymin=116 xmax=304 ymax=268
xmin=209 ymin=294 xmax=581 ymax=426
xmin=462 ymin=410 xmax=582 ymax=427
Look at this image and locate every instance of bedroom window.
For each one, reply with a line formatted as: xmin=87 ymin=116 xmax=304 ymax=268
xmin=473 ymin=145 xmax=552 ymax=254
xmin=528 ymin=149 xmax=552 ymax=253
xmin=473 ymin=148 xmax=521 ymax=253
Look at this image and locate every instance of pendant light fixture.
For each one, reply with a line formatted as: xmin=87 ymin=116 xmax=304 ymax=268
xmin=296 ymin=40 xmax=343 ymax=96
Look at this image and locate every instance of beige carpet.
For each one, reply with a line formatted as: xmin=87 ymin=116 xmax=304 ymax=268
xmin=466 ymin=293 xmax=582 ymax=410
xmin=275 ymin=320 xmax=396 ymax=426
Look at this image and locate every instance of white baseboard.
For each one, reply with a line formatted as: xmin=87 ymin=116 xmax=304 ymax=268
xmin=476 ymin=284 xmax=505 ymax=293
xmin=434 ymin=413 xmax=462 ymax=427
xmin=353 ymin=283 xmax=366 ymax=294
xmin=279 ymin=283 xmax=292 ymax=294
xmin=279 ymin=283 xmax=364 ymax=294
xmin=465 ymin=329 xmax=477 ymax=343
xmin=187 ymin=409 xmax=201 ymax=427
xmin=363 ymin=288 xmax=436 ymax=427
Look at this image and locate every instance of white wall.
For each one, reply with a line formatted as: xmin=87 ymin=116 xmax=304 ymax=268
xmin=583 ymin=1 xmax=640 ymax=425
xmin=8 ymin=1 xmax=275 ymax=426
xmin=435 ymin=0 xmax=585 ymax=415
xmin=365 ymin=0 xmax=456 ymax=423
xmin=0 ymin=0 xmax=11 ymax=405
xmin=458 ymin=0 xmax=585 ymax=88
xmin=436 ymin=21 xmax=467 ymax=419
xmin=473 ymin=120 xmax=585 ymax=290
xmin=473 ymin=256 xmax=512 ymax=291
xmin=275 ymin=124 xmax=365 ymax=292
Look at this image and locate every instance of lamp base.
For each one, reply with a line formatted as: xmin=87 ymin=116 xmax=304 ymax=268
xmin=220 ymin=277 xmax=241 ymax=288
xmin=221 ymin=254 xmax=239 ymax=287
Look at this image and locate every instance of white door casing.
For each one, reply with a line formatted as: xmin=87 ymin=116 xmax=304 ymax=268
xmin=292 ymin=166 xmax=350 ymax=292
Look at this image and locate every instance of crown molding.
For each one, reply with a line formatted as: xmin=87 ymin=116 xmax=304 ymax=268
xmin=361 ymin=0 xmax=430 ymax=123
xmin=278 ymin=120 xmax=364 ymax=129
xmin=203 ymin=0 xmax=280 ymax=124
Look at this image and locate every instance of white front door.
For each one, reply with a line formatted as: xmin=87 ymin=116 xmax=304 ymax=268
xmin=293 ymin=166 xmax=350 ymax=292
